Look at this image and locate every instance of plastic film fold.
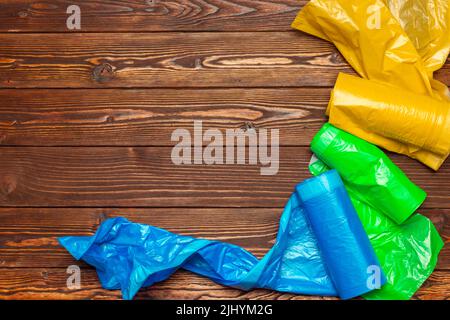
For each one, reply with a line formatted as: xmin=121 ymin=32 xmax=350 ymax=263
xmin=59 ymin=170 xmax=384 ymax=300
xmin=309 ymin=123 xmax=443 ymax=299
xmin=292 ymin=0 xmax=450 ymax=169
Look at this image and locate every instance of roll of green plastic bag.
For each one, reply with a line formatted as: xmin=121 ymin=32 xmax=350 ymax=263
xmin=292 ymin=0 xmax=450 ymax=170
xmin=311 ymin=122 xmax=427 ymax=224
xmin=309 ymin=123 xmax=443 ymax=299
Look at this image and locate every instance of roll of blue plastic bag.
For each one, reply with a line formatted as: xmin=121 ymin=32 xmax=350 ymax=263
xmin=297 ymin=170 xmax=385 ymax=299
xmin=59 ymin=170 xmax=384 ymax=299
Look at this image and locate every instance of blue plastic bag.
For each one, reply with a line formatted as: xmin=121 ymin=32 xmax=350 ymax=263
xmin=60 ymin=170 xmax=385 ymax=299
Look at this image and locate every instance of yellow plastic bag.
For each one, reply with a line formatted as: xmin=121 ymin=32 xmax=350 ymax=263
xmin=292 ymin=0 xmax=450 ymax=170
xmin=329 ymin=73 xmax=450 ymax=170
xmin=384 ymin=0 xmax=450 ymax=75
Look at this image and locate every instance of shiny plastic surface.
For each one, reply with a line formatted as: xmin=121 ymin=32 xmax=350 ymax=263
xmin=292 ymin=0 xmax=450 ymax=170
xmin=328 ymin=73 xmax=450 ymax=170
xmin=311 ymin=122 xmax=426 ymax=224
xmin=296 ymin=171 xmax=385 ymax=299
xmin=384 ymin=0 xmax=450 ymax=77
xmin=309 ymin=124 xmax=444 ymax=299
xmin=59 ymin=170 xmax=384 ymax=300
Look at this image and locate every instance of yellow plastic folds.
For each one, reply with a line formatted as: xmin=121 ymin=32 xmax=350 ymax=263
xmin=329 ymin=73 xmax=450 ymax=170
xmin=292 ymin=0 xmax=450 ymax=170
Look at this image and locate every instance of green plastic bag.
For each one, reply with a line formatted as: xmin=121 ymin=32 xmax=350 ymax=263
xmin=309 ymin=123 xmax=444 ymax=299
xmin=311 ymin=122 xmax=426 ymax=224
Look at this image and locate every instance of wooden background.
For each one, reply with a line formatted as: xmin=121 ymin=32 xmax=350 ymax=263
xmin=0 ymin=0 xmax=448 ymax=300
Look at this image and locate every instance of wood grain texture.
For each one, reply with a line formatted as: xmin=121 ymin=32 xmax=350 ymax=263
xmin=0 ymin=208 xmax=447 ymax=269
xmin=0 ymin=268 xmax=448 ymax=300
xmin=1 ymin=33 xmax=446 ymax=89
xmin=0 ymin=32 xmax=356 ymax=88
xmin=0 ymin=267 xmax=333 ymax=300
xmin=0 ymin=0 xmax=306 ymax=32
xmin=0 ymin=0 xmax=449 ymax=301
xmin=0 ymin=208 xmax=281 ymax=268
xmin=0 ymin=88 xmax=328 ymax=146
xmin=0 ymin=147 xmax=448 ymax=208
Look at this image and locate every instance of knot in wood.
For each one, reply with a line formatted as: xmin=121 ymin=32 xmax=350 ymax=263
xmin=18 ymin=11 xmax=28 ymax=18
xmin=92 ymin=63 xmax=115 ymax=83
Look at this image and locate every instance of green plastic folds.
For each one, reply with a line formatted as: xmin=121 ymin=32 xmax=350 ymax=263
xmin=311 ymin=122 xmax=426 ymax=224
xmin=309 ymin=123 xmax=444 ymax=299
xmin=292 ymin=0 xmax=450 ymax=170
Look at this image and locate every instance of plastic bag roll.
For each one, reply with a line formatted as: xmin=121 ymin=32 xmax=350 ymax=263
xmin=292 ymin=0 xmax=450 ymax=169
xmin=309 ymin=124 xmax=444 ymax=299
xmin=311 ymin=122 xmax=426 ymax=224
xmin=328 ymin=73 xmax=450 ymax=171
xmin=296 ymin=170 xmax=385 ymax=299
xmin=59 ymin=170 xmax=384 ymax=300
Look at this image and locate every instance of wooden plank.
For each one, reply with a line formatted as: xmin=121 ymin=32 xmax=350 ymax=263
xmin=0 ymin=268 xmax=447 ymax=300
xmin=0 ymin=147 xmax=448 ymax=208
xmin=0 ymin=208 xmax=278 ymax=268
xmin=0 ymin=267 xmax=334 ymax=300
xmin=0 ymin=88 xmax=329 ymax=146
xmin=0 ymin=208 xmax=447 ymax=269
xmin=0 ymin=32 xmax=356 ymax=88
xmin=1 ymin=0 xmax=306 ymax=32
xmin=1 ymin=33 xmax=447 ymax=88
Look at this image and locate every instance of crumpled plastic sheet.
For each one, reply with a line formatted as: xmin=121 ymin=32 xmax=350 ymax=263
xmin=309 ymin=123 xmax=444 ymax=299
xmin=59 ymin=170 xmax=385 ymax=300
xmin=292 ymin=0 xmax=450 ymax=170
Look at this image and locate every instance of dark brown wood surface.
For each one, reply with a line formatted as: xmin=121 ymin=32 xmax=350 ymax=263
xmin=0 ymin=147 xmax=449 ymax=208
xmin=0 ymin=32 xmax=357 ymax=88
xmin=0 ymin=88 xmax=328 ymax=146
xmin=0 ymin=0 xmax=448 ymax=300
xmin=1 ymin=268 xmax=449 ymax=300
xmin=0 ymin=32 xmax=447 ymax=89
xmin=0 ymin=0 xmax=306 ymax=32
